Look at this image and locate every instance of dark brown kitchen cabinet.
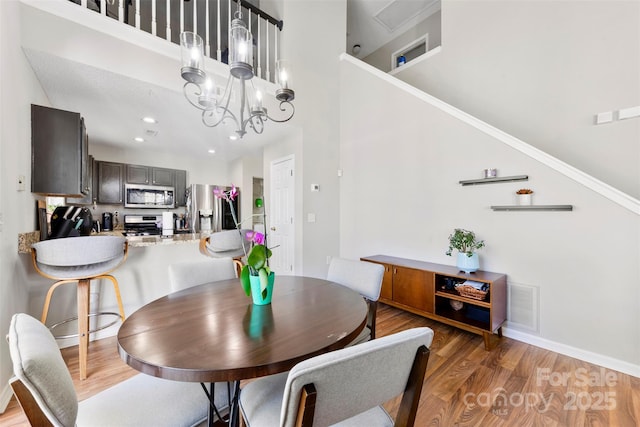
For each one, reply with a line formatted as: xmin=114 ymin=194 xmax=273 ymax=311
xmin=174 ymin=169 xmax=187 ymax=206
xmin=126 ymin=164 xmax=150 ymax=184
xmin=126 ymin=164 xmax=174 ymax=186
xmin=96 ymin=161 xmax=124 ymax=204
xmin=31 ymin=104 xmax=89 ymax=197
xmin=67 ymin=156 xmax=94 ymax=205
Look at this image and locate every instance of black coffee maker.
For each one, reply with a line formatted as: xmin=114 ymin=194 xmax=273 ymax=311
xmin=49 ymin=206 xmax=93 ymax=239
xmin=102 ymin=212 xmax=113 ymax=231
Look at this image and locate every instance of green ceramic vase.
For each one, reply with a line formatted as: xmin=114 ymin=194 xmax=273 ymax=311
xmin=249 ymin=272 xmax=275 ymax=305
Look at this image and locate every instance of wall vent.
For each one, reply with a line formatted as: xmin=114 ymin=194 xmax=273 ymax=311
xmin=507 ymin=282 xmax=539 ymax=333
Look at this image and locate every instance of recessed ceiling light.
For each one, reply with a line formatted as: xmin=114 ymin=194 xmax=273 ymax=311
xmin=229 ymin=135 xmax=239 ymax=141
xmin=134 ymin=137 xmax=145 ymax=142
xmin=142 ymin=117 xmax=157 ymax=124
xmin=208 ymin=149 xmax=216 ymax=154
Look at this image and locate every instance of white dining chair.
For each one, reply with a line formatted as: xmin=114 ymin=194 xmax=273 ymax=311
xmin=238 ymin=327 xmax=434 ymax=427
xmin=168 ymin=257 xmax=238 ymax=292
xmin=327 ymin=257 xmax=385 ymax=345
xmin=7 ymin=312 xmax=229 ymax=427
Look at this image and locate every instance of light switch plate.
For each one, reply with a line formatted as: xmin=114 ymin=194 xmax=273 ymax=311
xmin=595 ymin=111 xmax=613 ymax=125
xmin=618 ymin=106 xmax=640 ymax=121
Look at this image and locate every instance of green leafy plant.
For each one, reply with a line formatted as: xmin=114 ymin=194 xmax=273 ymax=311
xmin=445 ymin=228 xmax=485 ymax=258
xmin=240 ymin=239 xmax=272 ymax=298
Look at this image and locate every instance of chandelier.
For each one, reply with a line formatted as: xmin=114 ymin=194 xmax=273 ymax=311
xmin=179 ymin=0 xmax=295 ymax=139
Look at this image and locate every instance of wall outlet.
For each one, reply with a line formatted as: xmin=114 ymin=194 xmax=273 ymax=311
xmin=17 ymin=175 xmax=25 ymax=191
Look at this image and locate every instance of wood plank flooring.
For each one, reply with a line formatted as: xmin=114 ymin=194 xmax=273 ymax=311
xmin=2 ymin=303 xmax=638 ymax=426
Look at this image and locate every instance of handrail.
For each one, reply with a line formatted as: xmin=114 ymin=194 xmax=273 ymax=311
xmin=233 ymin=0 xmax=283 ymax=31
xmin=340 ymin=53 xmax=640 ymax=216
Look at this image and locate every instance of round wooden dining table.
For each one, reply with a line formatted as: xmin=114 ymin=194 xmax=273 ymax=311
xmin=117 ymin=275 xmax=368 ymax=426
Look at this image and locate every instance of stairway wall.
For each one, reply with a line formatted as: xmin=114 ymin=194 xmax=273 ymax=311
xmin=392 ymin=0 xmax=640 ymax=199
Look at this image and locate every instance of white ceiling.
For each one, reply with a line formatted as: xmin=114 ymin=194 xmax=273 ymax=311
xmin=347 ymin=0 xmax=441 ymax=59
xmin=21 ymin=0 xmax=438 ymax=162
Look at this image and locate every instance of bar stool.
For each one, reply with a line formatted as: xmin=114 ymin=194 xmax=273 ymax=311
xmin=31 ymin=235 xmax=128 ymax=380
xmin=199 ymin=229 xmax=249 ymax=276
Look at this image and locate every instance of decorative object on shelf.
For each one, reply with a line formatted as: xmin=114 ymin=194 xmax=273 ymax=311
xmin=446 ymin=228 xmax=485 ymax=273
xmin=450 ymin=300 xmax=464 ymax=311
xmin=483 ymin=168 xmax=497 ymax=178
xmin=179 ymin=0 xmax=294 ymax=139
xmin=455 ymin=281 xmax=489 ymax=301
xmin=516 ymin=188 xmax=534 ymax=205
xmin=214 ymin=185 xmax=274 ymax=304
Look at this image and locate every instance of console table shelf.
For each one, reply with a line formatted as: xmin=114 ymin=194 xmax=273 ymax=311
xmin=459 ymin=175 xmax=528 ymax=186
xmin=361 ymin=255 xmax=506 ymax=350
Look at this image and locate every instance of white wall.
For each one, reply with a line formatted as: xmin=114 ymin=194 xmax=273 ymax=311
xmin=0 ymin=0 xmax=58 ymax=410
xmin=394 ymin=0 xmax=640 ymax=199
xmin=278 ymin=0 xmax=347 ymax=278
xmin=363 ymin=10 xmax=441 ymax=73
xmin=340 ymin=57 xmax=640 ymax=375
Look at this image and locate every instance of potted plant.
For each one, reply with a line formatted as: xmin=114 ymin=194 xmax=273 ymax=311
xmin=446 ymin=228 xmax=485 ymax=273
xmin=214 ymin=185 xmax=275 ymax=305
xmin=516 ymin=188 xmax=534 ymax=205
xmin=240 ymin=235 xmax=274 ymax=305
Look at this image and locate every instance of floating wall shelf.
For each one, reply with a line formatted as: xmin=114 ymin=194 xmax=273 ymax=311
xmin=491 ymin=205 xmax=573 ymax=212
xmin=459 ymin=175 xmax=529 ymax=186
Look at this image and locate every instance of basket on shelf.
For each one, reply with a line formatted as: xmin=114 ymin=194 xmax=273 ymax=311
xmin=455 ymin=284 xmax=488 ymax=301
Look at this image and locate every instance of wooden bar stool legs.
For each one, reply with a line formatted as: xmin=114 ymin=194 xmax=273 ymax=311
xmin=40 ymin=274 xmax=126 ymax=380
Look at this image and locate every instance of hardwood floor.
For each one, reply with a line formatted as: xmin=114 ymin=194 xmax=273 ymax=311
xmin=2 ymin=303 xmax=638 ymax=426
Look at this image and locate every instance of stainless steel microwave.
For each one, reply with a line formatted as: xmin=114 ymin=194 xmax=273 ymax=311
xmin=124 ymin=184 xmax=175 ymax=209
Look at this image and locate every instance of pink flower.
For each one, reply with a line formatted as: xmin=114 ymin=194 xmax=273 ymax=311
xmin=245 ymin=231 xmax=265 ymax=245
xmin=213 ymin=185 xmax=238 ymax=201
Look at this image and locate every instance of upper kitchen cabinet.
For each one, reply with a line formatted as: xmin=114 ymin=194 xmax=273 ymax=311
xmin=126 ymin=164 xmax=175 ymax=186
xmin=67 ymin=156 xmax=95 ymax=205
xmin=175 ymin=169 xmax=187 ymax=207
xmin=96 ymin=161 xmax=124 ymax=204
xmin=31 ymin=105 xmax=90 ymax=197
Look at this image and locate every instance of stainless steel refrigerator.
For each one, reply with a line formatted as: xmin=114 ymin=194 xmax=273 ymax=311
xmin=186 ymin=184 xmax=239 ymax=233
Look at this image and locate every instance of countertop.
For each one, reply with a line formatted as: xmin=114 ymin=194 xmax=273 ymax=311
xmin=18 ymin=230 xmax=203 ymax=254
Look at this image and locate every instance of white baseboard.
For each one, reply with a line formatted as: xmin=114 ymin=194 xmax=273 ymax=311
xmin=503 ymin=327 xmax=640 ymax=378
xmin=0 ymin=383 xmax=15 ymax=414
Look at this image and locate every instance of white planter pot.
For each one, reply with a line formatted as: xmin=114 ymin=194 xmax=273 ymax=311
xmin=516 ymin=194 xmax=532 ymax=205
xmin=457 ymin=252 xmax=479 ymax=273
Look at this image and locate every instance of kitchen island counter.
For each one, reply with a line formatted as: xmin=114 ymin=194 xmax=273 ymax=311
xmin=18 ymin=230 xmax=204 ymax=253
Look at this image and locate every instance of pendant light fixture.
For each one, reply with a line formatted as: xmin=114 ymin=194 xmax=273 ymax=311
xmin=180 ymin=0 xmax=295 ymax=139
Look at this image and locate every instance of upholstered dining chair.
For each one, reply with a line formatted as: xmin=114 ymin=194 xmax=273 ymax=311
xmin=168 ymin=258 xmax=238 ymax=292
xmin=7 ymin=313 xmax=229 ymax=427
xmin=199 ymin=229 xmax=250 ymax=276
xmin=327 ymin=257 xmax=385 ymax=345
xmin=238 ymin=327 xmax=433 ymax=427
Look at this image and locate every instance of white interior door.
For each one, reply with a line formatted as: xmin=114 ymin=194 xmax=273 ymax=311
xmin=269 ymin=156 xmax=295 ymax=275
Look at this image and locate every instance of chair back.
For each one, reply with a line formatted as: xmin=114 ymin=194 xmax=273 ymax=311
xmin=327 ymin=257 xmax=384 ymax=302
xmin=168 ymin=258 xmax=237 ymax=292
xmin=199 ymin=229 xmax=250 ymax=259
xmin=32 ymin=235 xmax=127 ymax=280
xmin=8 ymin=313 xmax=78 ymax=427
xmin=280 ymin=327 xmax=434 ymax=427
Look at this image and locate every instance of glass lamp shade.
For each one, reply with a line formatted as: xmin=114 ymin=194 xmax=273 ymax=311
xmin=198 ymin=77 xmax=217 ymax=108
xmin=275 ymin=60 xmax=294 ymax=102
xmin=180 ymin=32 xmax=206 ymax=84
xmin=229 ymin=17 xmax=254 ymax=80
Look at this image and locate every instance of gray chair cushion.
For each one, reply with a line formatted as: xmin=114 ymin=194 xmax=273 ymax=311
xmin=327 ymin=258 xmax=384 ymax=302
xmin=77 ymin=374 xmax=226 ymax=427
xmin=33 ymin=236 xmax=126 ymax=280
xmin=239 ymin=327 xmax=434 ymax=427
xmin=204 ymin=229 xmax=250 ymax=258
xmin=9 ymin=313 xmax=229 ymax=427
xmin=169 ymin=258 xmax=238 ymax=292
xmin=9 ymin=313 xmax=78 ymax=427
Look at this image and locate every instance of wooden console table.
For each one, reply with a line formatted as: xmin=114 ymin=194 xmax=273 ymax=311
xmin=361 ymin=255 xmax=507 ymax=350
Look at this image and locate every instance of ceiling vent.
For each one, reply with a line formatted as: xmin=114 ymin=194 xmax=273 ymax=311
xmin=373 ymin=0 xmax=434 ymax=32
